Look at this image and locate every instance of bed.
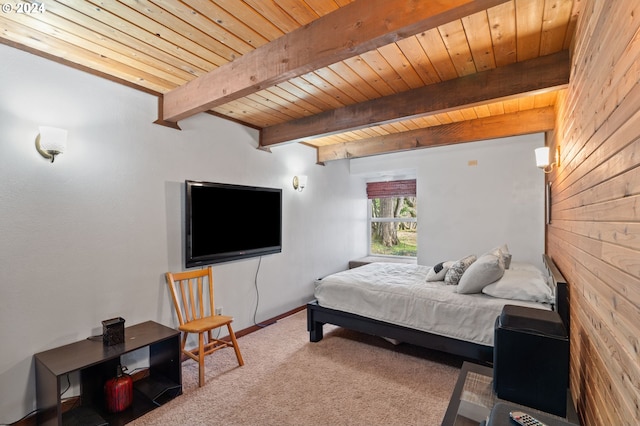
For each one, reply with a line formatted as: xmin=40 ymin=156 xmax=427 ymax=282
xmin=307 ymin=253 xmax=568 ymax=364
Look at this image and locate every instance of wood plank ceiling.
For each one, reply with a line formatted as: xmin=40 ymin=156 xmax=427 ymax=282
xmin=0 ymin=0 xmax=581 ymax=163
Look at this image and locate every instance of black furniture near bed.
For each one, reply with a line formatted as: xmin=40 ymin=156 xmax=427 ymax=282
xmin=494 ymin=305 xmax=569 ymax=416
xmin=307 ymin=254 xmax=568 ymax=365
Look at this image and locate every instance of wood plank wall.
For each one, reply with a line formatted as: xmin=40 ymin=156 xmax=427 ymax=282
xmin=547 ymin=0 xmax=640 ymax=425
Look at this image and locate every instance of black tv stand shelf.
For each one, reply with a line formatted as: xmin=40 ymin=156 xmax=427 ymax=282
xmin=35 ymin=321 xmax=182 ymax=426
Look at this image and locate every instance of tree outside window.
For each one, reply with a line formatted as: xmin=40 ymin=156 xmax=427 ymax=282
xmin=367 ymin=180 xmax=417 ymax=258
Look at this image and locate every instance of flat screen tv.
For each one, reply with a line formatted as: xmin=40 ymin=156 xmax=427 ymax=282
xmin=185 ymin=180 xmax=282 ymax=267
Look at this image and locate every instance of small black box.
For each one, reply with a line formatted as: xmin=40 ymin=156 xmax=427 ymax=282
xmin=102 ymin=317 xmax=125 ymax=346
xmin=494 ymin=305 xmax=568 ymax=416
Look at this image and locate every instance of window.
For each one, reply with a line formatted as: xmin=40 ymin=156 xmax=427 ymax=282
xmin=367 ymin=180 xmax=417 ymax=257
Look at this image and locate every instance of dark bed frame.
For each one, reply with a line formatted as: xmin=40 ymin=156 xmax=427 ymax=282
xmin=307 ymin=254 xmax=568 ymax=365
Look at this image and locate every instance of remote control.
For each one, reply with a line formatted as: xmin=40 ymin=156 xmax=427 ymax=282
xmin=509 ymin=411 xmax=548 ymax=426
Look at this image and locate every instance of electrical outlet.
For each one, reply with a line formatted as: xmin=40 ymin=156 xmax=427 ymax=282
xmin=215 ymin=307 xmax=223 ymax=315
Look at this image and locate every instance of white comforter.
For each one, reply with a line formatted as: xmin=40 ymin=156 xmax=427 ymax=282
xmin=314 ymin=262 xmax=551 ymax=346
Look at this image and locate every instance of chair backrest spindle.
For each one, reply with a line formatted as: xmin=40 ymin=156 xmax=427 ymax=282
xmin=199 ymin=276 xmax=206 ymax=319
xmin=208 ymin=276 xmax=215 ymax=316
xmin=189 ymin=278 xmax=197 ymax=321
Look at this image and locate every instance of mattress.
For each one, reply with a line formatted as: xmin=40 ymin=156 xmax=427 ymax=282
xmin=314 ymin=262 xmax=552 ymax=347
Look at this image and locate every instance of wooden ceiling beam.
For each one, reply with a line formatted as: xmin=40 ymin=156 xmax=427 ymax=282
xmin=262 ymin=50 xmax=570 ymax=147
xmin=316 ymin=106 xmax=556 ymax=162
xmin=161 ymin=0 xmax=511 ymax=123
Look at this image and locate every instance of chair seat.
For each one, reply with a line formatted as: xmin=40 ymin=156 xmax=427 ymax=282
xmin=179 ymin=314 xmax=234 ymax=334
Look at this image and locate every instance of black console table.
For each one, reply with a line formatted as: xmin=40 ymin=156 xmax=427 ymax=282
xmin=35 ymin=321 xmax=182 ymax=426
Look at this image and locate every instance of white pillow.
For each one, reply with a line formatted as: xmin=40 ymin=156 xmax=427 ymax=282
xmin=486 ymin=244 xmax=512 ymax=269
xmin=503 ymin=253 xmax=512 ymax=269
xmin=444 ymin=255 xmax=477 ymax=285
xmin=426 ymin=261 xmax=454 ymax=282
xmin=456 ymin=253 xmax=505 ymax=294
xmin=482 ymin=267 xmax=553 ymax=303
xmin=509 ymin=261 xmax=541 ymax=273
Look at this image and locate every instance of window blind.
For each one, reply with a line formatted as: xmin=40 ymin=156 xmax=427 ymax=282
xmin=366 ymin=179 xmax=416 ymax=199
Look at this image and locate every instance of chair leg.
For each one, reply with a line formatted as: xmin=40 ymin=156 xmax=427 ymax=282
xmin=227 ymin=323 xmax=244 ymax=366
xmin=181 ymin=333 xmax=188 ymax=352
xmin=198 ymin=332 xmax=205 ymax=387
xmin=180 ymin=332 xmax=189 ymax=361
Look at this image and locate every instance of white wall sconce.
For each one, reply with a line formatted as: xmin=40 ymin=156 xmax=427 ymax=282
xmin=535 ymin=145 xmax=561 ymax=173
xmin=36 ymin=126 xmax=67 ymax=163
xmin=292 ymin=175 xmax=307 ymax=192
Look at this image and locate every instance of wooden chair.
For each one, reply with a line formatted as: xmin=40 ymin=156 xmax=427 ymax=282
xmin=165 ymin=266 xmax=244 ymax=387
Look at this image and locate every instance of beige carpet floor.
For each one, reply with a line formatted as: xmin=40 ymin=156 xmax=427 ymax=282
xmin=130 ymin=310 xmax=462 ymax=426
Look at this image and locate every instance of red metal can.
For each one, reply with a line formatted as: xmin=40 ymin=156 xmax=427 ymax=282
xmin=104 ymin=365 xmax=133 ymax=413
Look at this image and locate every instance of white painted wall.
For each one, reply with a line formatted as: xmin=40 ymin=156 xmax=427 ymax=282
xmin=0 ymin=45 xmax=367 ymax=421
xmin=351 ymin=135 xmax=546 ymax=268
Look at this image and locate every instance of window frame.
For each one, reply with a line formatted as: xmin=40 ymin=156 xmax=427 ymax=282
xmin=367 ymin=196 xmax=417 ymax=259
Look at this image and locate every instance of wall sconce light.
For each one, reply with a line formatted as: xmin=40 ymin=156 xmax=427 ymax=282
xmin=36 ymin=126 xmax=67 ymax=163
xmin=292 ymin=175 xmax=307 ymax=192
xmin=535 ymin=145 xmax=561 ymax=173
